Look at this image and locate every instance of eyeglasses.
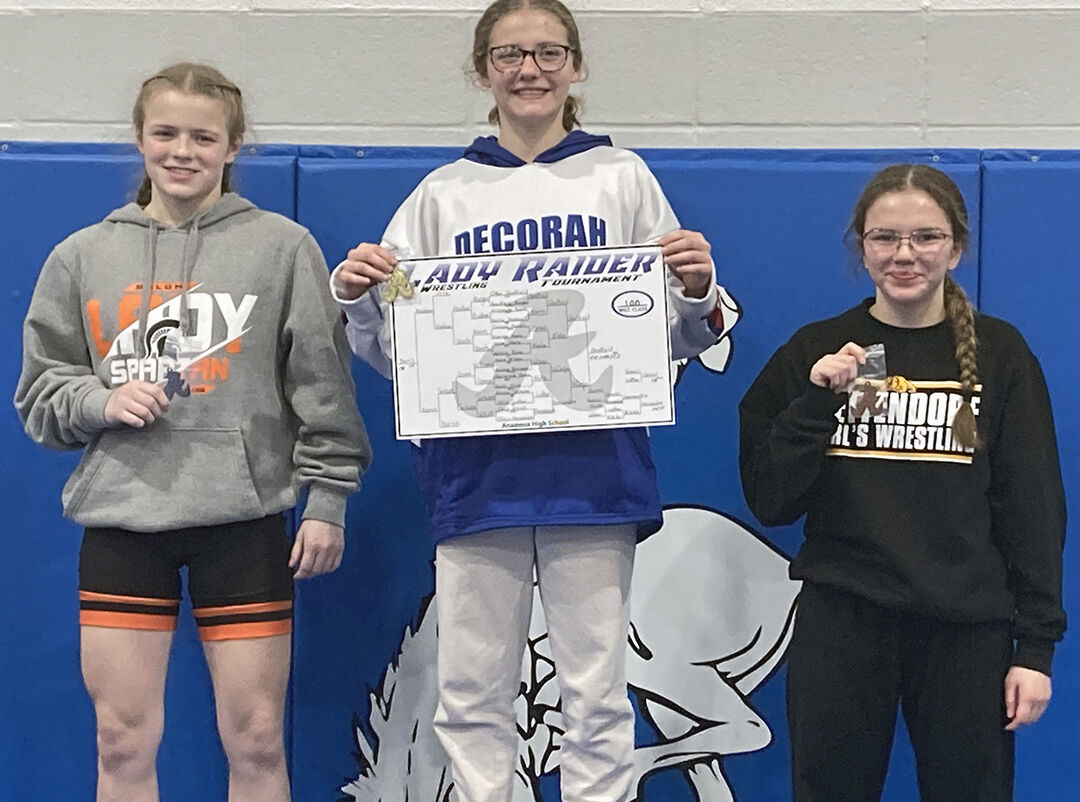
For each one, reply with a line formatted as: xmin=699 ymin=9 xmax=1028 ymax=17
xmin=488 ymin=44 xmax=575 ymax=73
xmin=862 ymin=228 xmax=952 ymax=254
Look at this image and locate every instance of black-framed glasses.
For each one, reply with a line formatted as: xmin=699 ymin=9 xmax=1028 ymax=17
xmin=488 ymin=44 xmax=575 ymax=73
xmin=862 ymin=228 xmax=952 ymax=253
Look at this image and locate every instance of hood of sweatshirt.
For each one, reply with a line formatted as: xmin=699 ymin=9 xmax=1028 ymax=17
xmin=104 ymin=193 xmax=256 ymax=359
xmin=462 ymin=129 xmax=613 ymax=167
xmin=104 ymin=191 xmax=255 ymax=229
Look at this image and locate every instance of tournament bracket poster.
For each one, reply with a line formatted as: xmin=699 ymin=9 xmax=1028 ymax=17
xmin=387 ymin=245 xmax=674 ymax=439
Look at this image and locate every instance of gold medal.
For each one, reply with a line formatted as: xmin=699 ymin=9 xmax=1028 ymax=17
xmin=884 ymin=375 xmax=917 ymax=393
xmin=382 ymin=265 xmax=414 ymax=303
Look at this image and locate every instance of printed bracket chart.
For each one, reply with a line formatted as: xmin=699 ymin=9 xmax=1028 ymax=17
xmin=388 ymin=245 xmax=675 ymax=439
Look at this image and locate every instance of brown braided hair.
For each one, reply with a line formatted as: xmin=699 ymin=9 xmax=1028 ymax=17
xmin=847 ymin=164 xmax=980 ymax=450
xmin=471 ymin=0 xmax=585 ymax=133
xmin=132 ymin=62 xmax=246 ymax=207
xmin=942 ymin=273 xmax=981 ymax=448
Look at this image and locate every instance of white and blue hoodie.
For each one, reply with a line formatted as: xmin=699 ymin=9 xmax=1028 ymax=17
xmin=336 ymin=132 xmax=738 ymax=544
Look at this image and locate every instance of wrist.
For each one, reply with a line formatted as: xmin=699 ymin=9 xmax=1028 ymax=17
xmin=1013 ymin=638 xmax=1055 ymax=677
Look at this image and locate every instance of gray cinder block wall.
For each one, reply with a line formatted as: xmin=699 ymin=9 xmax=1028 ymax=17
xmin=2 ymin=0 xmax=1079 ymax=148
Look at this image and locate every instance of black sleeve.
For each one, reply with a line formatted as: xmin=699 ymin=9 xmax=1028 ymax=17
xmin=738 ymin=338 xmax=846 ymax=527
xmin=987 ymin=338 xmax=1067 ymax=676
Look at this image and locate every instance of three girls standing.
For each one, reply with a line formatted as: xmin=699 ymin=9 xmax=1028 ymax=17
xmin=15 ymin=7 xmax=1066 ymax=802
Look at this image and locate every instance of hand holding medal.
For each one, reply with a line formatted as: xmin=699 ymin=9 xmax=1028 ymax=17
xmin=809 ymin=341 xmax=868 ymax=393
xmin=334 ymin=242 xmax=400 ymax=302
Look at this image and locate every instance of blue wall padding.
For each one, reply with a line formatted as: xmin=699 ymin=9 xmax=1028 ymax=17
xmin=2 ymin=142 xmax=1076 ymax=802
xmin=292 ymin=147 xmax=453 ymax=795
xmin=979 ymin=152 xmax=1080 ymax=802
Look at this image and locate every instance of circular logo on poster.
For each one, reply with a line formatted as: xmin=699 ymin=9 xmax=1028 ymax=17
xmin=612 ymin=291 xmax=654 ymax=318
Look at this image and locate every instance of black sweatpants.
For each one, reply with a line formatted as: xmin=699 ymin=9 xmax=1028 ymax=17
xmin=787 ymin=582 xmax=1015 ymax=802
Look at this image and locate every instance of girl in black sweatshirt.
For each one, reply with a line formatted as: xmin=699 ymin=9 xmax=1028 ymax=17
xmin=739 ymin=164 xmax=1065 ymax=802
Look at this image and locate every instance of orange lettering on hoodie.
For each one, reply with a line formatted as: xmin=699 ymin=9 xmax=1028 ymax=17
xmin=86 ymin=299 xmax=112 ymax=358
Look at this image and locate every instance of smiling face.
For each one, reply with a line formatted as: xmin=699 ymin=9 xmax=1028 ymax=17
xmin=861 ymin=189 xmax=963 ymax=326
xmin=479 ymin=8 xmax=581 ymax=137
xmin=136 ymin=88 xmax=239 ymax=223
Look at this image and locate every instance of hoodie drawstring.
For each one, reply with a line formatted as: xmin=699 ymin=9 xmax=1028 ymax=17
xmin=137 ymin=220 xmax=160 ymax=360
xmin=178 ymin=216 xmax=202 ymax=339
xmin=137 ymin=215 xmax=206 ymax=359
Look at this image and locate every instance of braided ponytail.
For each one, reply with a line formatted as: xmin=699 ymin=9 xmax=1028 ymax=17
xmin=943 ymin=274 xmax=981 ymax=450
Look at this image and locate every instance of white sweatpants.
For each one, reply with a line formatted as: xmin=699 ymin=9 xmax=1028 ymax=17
xmin=433 ymin=524 xmax=637 ymax=802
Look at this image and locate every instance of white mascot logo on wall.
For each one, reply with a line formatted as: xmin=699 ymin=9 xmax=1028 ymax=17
xmin=339 ymin=507 xmax=799 ymax=802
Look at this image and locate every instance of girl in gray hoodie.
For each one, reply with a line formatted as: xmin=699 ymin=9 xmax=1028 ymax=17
xmin=15 ymin=62 xmax=371 ymax=802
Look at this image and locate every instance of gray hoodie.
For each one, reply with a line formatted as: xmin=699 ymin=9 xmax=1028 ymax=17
xmin=15 ymin=193 xmax=371 ymax=532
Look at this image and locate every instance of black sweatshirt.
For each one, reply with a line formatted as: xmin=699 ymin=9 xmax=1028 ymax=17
xmin=739 ymin=300 xmax=1066 ymax=675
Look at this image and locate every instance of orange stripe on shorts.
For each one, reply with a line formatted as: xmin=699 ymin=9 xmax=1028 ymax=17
xmin=193 ymin=600 xmax=293 ymax=617
xmin=79 ymin=590 xmax=178 ymax=607
xmin=80 ymin=610 xmax=178 ymax=631
xmin=198 ymin=619 xmax=292 ymax=642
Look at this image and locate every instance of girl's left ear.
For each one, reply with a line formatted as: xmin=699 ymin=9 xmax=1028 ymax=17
xmin=947 ymin=247 xmax=963 ymax=271
xmin=226 ymin=138 xmax=242 ymax=164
